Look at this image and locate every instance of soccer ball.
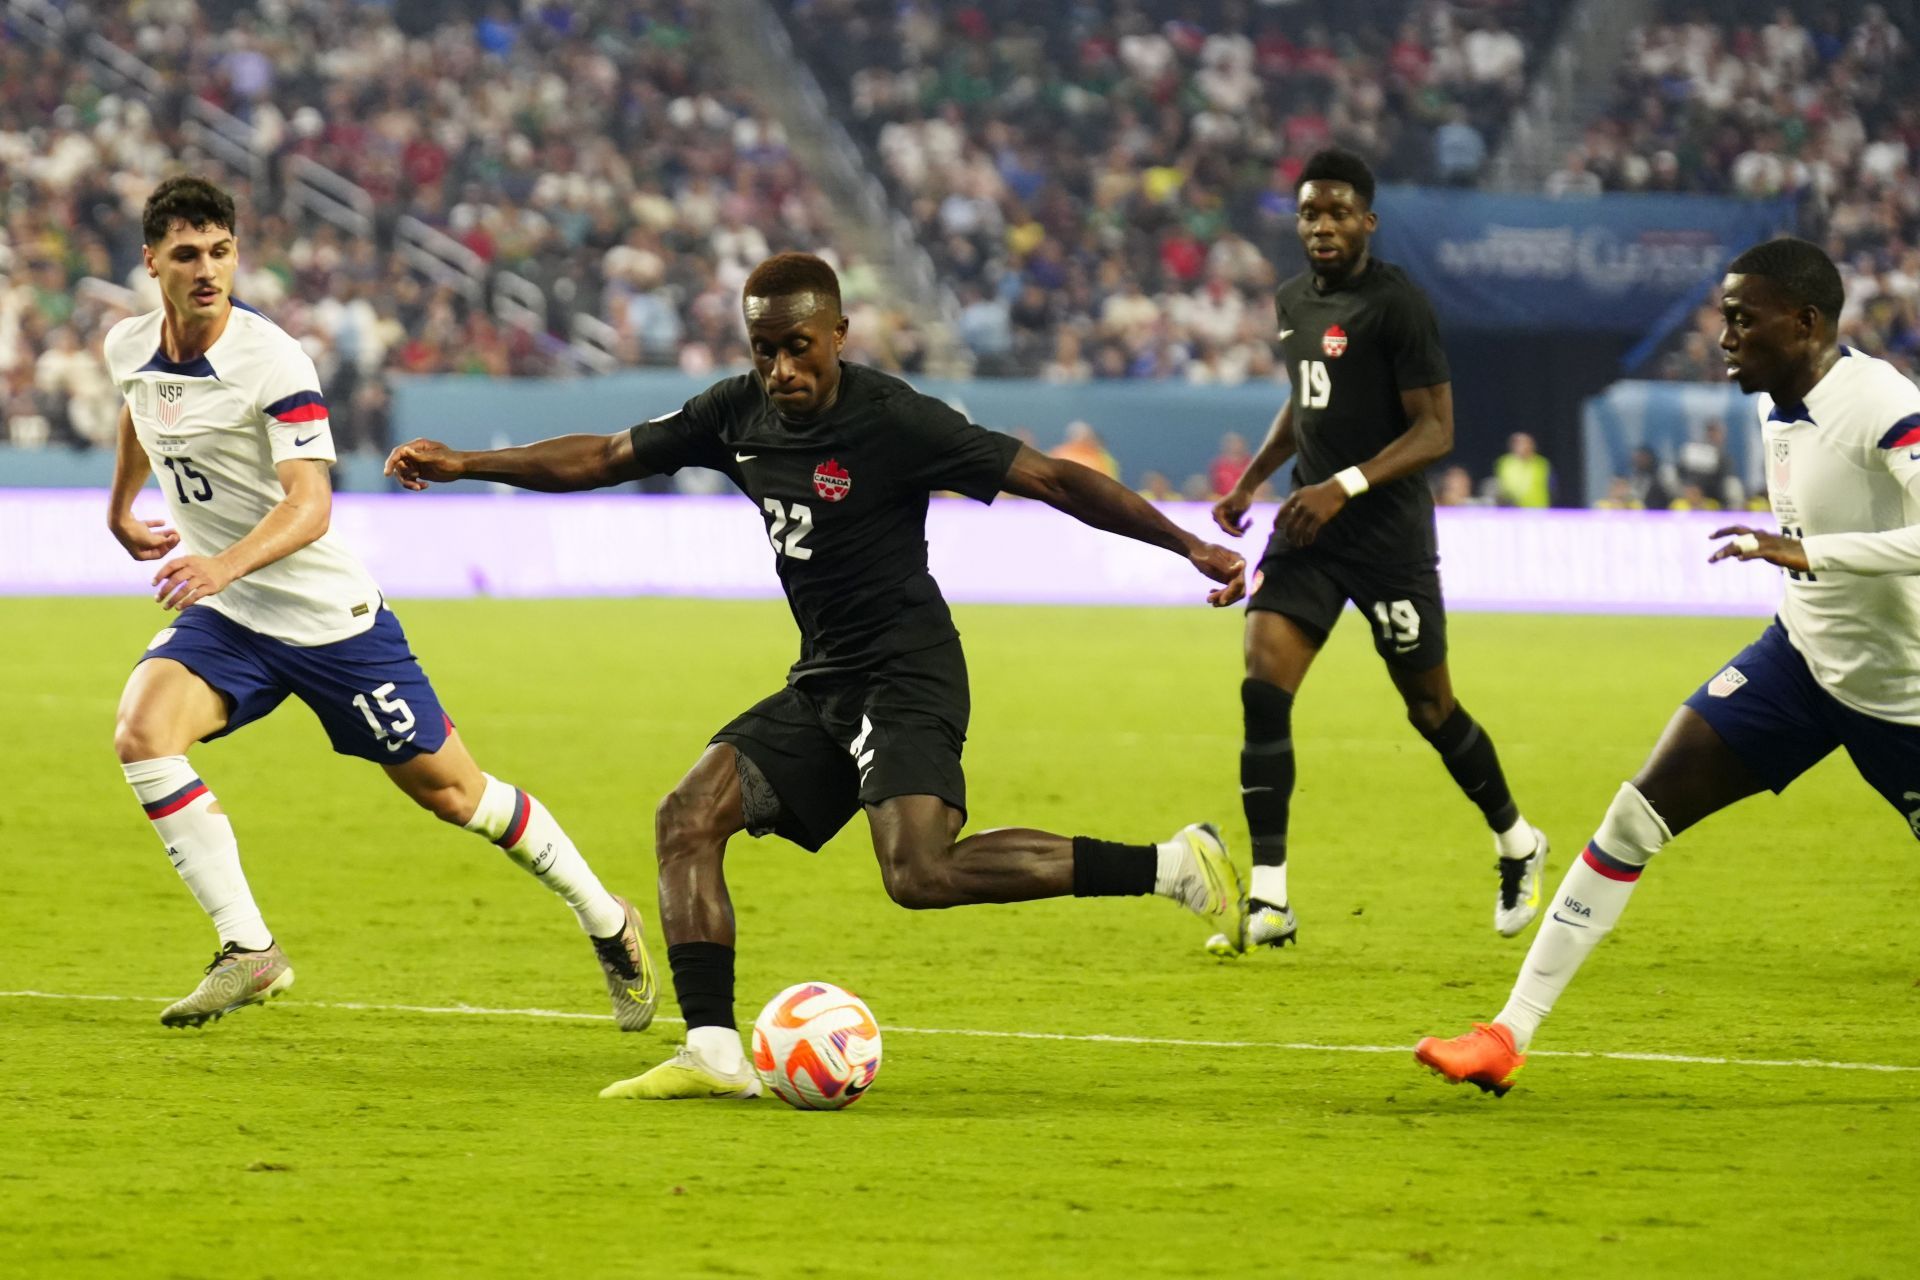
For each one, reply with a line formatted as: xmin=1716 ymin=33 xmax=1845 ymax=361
xmin=751 ymin=982 xmax=883 ymax=1110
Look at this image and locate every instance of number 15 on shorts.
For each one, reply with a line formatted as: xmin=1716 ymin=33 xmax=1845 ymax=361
xmin=352 ymin=681 xmax=417 ymax=752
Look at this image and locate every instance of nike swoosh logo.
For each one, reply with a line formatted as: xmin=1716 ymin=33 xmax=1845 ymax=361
xmin=293 ymin=432 xmax=321 ymax=447
xmin=1909 ymin=450 xmax=1920 ymax=460
xmin=734 ymin=452 xmax=757 ymax=463
xmin=1550 ymin=912 xmax=1589 ymax=928
xmin=1239 ymin=785 xmax=1273 ymax=795
xmin=625 ymin=986 xmax=652 ymax=1004
xmin=1279 ymin=329 xmax=1294 ymax=340
xmin=383 ymin=736 xmax=411 ymax=754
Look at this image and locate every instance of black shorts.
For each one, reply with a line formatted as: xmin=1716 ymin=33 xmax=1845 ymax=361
xmin=711 ymin=640 xmax=971 ymax=852
xmin=1247 ymin=537 xmax=1447 ymax=672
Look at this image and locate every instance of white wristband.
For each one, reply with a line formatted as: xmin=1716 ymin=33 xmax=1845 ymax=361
xmin=1333 ymin=466 xmax=1369 ymax=498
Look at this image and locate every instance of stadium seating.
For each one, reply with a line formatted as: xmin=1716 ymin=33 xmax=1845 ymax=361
xmin=776 ymin=0 xmax=1565 ymax=377
xmin=1599 ymin=2 xmax=1920 ymax=383
xmin=0 ymin=0 xmax=925 ymax=453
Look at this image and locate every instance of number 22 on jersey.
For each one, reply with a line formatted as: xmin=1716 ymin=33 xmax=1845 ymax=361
xmin=763 ymin=499 xmax=815 ymax=561
xmin=1296 ymin=360 xmax=1332 ymax=410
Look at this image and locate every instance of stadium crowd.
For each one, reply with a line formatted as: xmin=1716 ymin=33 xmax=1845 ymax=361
xmin=1588 ymin=2 xmax=1920 ymax=385
xmin=781 ymin=0 xmax=1562 ymax=378
xmin=1 ymin=0 xmax=926 ymax=453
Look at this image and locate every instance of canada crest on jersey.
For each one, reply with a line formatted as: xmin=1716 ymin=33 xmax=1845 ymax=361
xmin=813 ymin=458 xmax=851 ymax=502
xmin=156 ymin=381 xmax=187 ymax=429
xmin=1322 ymin=325 xmax=1348 ymax=359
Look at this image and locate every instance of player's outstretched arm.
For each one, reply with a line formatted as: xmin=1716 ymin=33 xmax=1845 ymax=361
xmin=106 ymin=404 xmax=180 ymax=562
xmin=1279 ymin=381 xmax=1454 ymax=547
xmin=1215 ymin=399 xmax=1298 ymax=536
xmin=384 ymin=430 xmax=645 ymax=493
xmin=1001 ymin=445 xmax=1246 ymax=605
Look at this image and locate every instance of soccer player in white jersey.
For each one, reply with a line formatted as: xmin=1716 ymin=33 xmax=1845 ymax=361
xmin=104 ymin=175 xmax=657 ymax=1030
xmin=1417 ymin=237 xmax=1920 ymax=1093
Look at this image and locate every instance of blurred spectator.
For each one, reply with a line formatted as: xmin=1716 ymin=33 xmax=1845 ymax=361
xmin=1207 ymin=431 xmax=1252 ymax=497
xmin=1494 ymin=431 xmax=1553 ymax=507
xmin=1678 ymin=418 xmax=1745 ymax=507
xmin=1136 ymin=470 xmax=1179 ymax=502
xmin=1050 ymin=420 xmax=1121 ymax=480
xmin=1433 ymin=105 xmax=1487 ymax=186
xmin=1593 ymin=476 xmax=1645 ymax=509
xmin=1625 ymin=444 xmax=1676 ymax=510
xmin=1543 ymin=149 xmax=1603 ymax=199
xmin=1433 ymin=463 xmax=1484 ymax=506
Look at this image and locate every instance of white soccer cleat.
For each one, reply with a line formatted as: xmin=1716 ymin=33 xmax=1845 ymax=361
xmin=1494 ymin=827 xmax=1550 ymax=937
xmin=1206 ymin=898 xmax=1296 ymax=956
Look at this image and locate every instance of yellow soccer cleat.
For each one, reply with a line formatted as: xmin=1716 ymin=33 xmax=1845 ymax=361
xmin=1166 ymin=822 xmax=1247 ymax=952
xmin=160 ymin=941 xmax=294 ymax=1028
xmin=599 ymin=1046 xmax=762 ymax=1101
xmin=590 ymin=894 xmax=659 ymax=1032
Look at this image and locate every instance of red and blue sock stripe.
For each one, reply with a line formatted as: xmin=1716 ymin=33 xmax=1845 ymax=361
xmin=495 ymin=789 xmax=532 ymax=850
xmin=1581 ymin=840 xmax=1643 ymax=882
xmin=143 ymin=778 xmax=209 ymax=820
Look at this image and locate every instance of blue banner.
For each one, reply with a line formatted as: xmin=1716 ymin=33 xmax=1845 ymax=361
xmin=1372 ymin=186 xmax=1794 ymax=334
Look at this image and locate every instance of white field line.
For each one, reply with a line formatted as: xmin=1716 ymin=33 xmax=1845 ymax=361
xmin=4 ymin=989 xmax=1917 ymax=1077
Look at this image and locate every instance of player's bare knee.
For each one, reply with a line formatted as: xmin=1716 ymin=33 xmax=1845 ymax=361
xmin=113 ymin=715 xmax=175 ymax=764
xmin=412 ymin=781 xmax=472 ymax=825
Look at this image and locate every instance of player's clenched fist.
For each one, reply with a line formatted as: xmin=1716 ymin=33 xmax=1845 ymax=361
xmin=384 ymin=438 xmax=466 ymax=490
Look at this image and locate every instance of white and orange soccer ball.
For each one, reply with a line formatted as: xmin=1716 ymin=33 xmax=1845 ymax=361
xmin=751 ymin=982 xmax=883 ymax=1110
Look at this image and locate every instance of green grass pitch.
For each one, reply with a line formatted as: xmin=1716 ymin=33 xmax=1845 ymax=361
xmin=3 ymin=596 xmax=1916 ymax=1277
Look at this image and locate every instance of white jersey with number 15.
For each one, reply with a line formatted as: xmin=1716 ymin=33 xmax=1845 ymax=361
xmin=104 ymin=303 xmax=382 ymax=647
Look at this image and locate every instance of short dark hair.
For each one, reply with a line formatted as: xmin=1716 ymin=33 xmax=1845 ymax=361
xmin=142 ymin=176 xmax=237 ymax=247
xmin=743 ymin=252 xmax=841 ymax=311
xmin=1727 ymin=236 xmax=1844 ymax=322
xmin=1296 ymin=148 xmax=1376 ymax=209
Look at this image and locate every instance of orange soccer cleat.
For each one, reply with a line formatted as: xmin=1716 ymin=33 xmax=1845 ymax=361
xmin=1414 ymin=1022 xmax=1525 ymax=1096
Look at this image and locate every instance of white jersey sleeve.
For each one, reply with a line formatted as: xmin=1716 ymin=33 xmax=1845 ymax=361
xmin=1801 ymin=390 xmax=1920 ymax=576
xmin=257 ymin=340 xmax=340 ymax=467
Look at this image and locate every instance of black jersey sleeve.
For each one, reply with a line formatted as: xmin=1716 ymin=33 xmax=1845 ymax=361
xmin=1383 ymin=283 xmax=1451 ymax=392
xmin=627 ymin=378 xmax=738 ymax=474
xmin=895 ymin=393 xmax=1021 ymax=503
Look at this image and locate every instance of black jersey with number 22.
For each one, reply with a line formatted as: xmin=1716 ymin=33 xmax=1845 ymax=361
xmin=628 ymin=362 xmax=1021 ymax=682
xmin=1274 ymin=258 xmax=1449 ymax=564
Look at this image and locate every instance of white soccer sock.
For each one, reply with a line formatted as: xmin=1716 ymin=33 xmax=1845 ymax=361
xmin=1250 ymin=862 xmax=1288 ymax=907
xmin=688 ymin=1024 xmax=746 ymax=1073
xmin=1496 ymin=782 xmax=1671 ymax=1050
xmin=1493 ymin=816 xmax=1535 ymax=860
xmin=1153 ymin=841 xmax=1188 ymax=898
xmin=123 ymin=756 xmax=272 ymax=951
xmin=464 ymin=774 xmax=625 ymax=936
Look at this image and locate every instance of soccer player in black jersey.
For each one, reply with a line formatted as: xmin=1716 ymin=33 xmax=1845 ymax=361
xmin=1205 ymin=149 xmax=1548 ymax=956
xmin=387 ymin=253 xmax=1249 ymax=1099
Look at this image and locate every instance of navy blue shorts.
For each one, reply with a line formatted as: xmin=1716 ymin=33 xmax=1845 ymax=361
xmin=1685 ymin=619 xmax=1920 ymax=838
xmin=138 ymin=605 xmax=452 ymax=764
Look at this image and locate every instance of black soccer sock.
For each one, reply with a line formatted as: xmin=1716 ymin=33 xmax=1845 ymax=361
xmin=1419 ymin=703 xmax=1521 ymax=834
xmin=1241 ymin=678 xmax=1295 ymax=868
xmin=666 ymin=941 xmax=737 ymax=1030
xmin=1070 ymin=837 xmax=1157 ymax=897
